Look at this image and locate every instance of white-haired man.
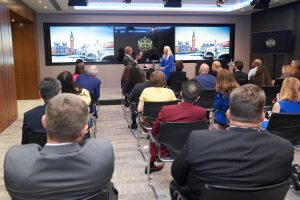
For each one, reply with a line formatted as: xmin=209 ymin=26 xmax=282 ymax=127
xmin=193 ymin=63 xmax=217 ymax=90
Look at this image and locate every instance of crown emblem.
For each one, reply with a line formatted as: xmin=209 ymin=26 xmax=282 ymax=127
xmin=265 ymin=37 xmax=276 ymax=48
xmin=138 ymin=37 xmax=153 ymax=50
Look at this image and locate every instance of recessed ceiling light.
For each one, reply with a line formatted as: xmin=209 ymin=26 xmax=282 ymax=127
xmin=11 ymin=19 xmax=15 ymax=22
xmin=38 ymin=0 xmax=42 ymax=3
xmin=44 ymin=6 xmax=47 ymax=9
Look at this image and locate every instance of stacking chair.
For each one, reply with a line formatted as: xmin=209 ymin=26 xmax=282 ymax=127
xmin=266 ymin=113 xmax=300 ymax=146
xmin=197 ymin=89 xmax=216 ymax=128
xmin=147 ymin=120 xmax=208 ymax=199
xmin=28 ymin=130 xmax=47 ymax=147
xmin=274 ymin=78 xmax=284 ymax=87
xmin=261 ymin=86 xmax=281 ymax=109
xmin=170 ymin=79 xmax=187 ymax=97
xmin=88 ymin=92 xmax=100 ymax=138
xmin=176 ymin=180 xmax=291 ymax=200
xmin=237 ymin=79 xmax=248 ymax=86
xmin=82 ymin=188 xmax=109 ymax=200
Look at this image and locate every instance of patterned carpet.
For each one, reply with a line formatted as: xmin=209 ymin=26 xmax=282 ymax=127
xmin=0 ymin=99 xmax=299 ymax=200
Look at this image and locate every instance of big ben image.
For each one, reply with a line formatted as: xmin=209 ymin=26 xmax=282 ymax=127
xmin=192 ymin=30 xmax=196 ymax=53
xmin=70 ymin=31 xmax=74 ymax=54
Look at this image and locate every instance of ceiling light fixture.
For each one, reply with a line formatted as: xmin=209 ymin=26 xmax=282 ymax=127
xmin=123 ymin=0 xmax=131 ymax=3
xmin=216 ymin=0 xmax=228 ymax=7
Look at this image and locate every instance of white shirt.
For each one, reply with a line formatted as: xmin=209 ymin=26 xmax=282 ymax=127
xmin=248 ymin=66 xmax=257 ymax=80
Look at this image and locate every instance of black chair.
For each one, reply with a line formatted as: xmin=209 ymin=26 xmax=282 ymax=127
xmin=170 ymin=79 xmax=188 ymax=97
xmin=176 ymin=180 xmax=291 ymax=200
xmin=274 ymin=78 xmax=284 ymax=87
xmin=81 ymin=188 xmax=109 ymax=200
xmin=28 ymin=131 xmax=47 ymax=147
xmin=197 ymin=89 xmax=215 ymax=110
xmin=261 ymin=86 xmax=281 ymax=108
xmin=266 ymin=113 xmax=300 ymax=145
xmin=237 ymin=79 xmax=248 ymax=86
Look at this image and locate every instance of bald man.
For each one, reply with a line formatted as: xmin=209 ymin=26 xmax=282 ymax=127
xmin=194 ymin=63 xmax=217 ymax=90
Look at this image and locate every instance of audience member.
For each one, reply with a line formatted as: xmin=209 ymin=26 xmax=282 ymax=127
xmin=122 ymin=64 xmax=144 ymax=95
xmin=57 ymin=71 xmax=91 ymax=105
xmin=157 ymin=46 xmax=175 ymax=81
xmin=214 ymin=70 xmax=239 ymax=130
xmin=73 ymin=59 xmax=85 ymax=82
xmin=233 ymin=60 xmax=248 ymax=84
xmin=261 ymin=77 xmax=300 ymax=129
xmin=194 ymin=63 xmax=216 ymax=90
xmin=248 ymin=58 xmax=262 ymax=80
xmin=170 ymin=84 xmax=294 ymax=200
xmin=291 ymin=59 xmax=300 ymax=80
xmin=22 ymin=77 xmax=61 ymax=144
xmin=147 ymin=80 xmax=207 ymax=173
xmin=250 ymin=64 xmax=272 ymax=87
xmin=128 ymin=68 xmax=155 ymax=129
xmin=279 ymin=64 xmax=292 ymax=79
xmin=211 ymin=60 xmax=222 ymax=77
xmin=167 ymin=60 xmax=187 ymax=86
xmin=76 ymin=66 xmax=101 ymax=104
xmin=138 ymin=71 xmax=176 ymax=112
xmin=121 ymin=65 xmax=131 ymax=89
xmin=5 ymin=93 xmax=117 ymax=200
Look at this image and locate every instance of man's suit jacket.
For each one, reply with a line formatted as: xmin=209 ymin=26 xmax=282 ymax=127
xmin=76 ymin=74 xmax=101 ymax=102
xmin=171 ymin=127 xmax=294 ymax=200
xmin=233 ymin=70 xmax=248 ymax=84
xmin=4 ymin=138 xmax=115 ymax=200
xmin=128 ymin=81 xmax=151 ymax=103
xmin=150 ymin=102 xmax=206 ymax=157
xmin=22 ymin=105 xmax=46 ymax=144
xmin=193 ymin=73 xmax=217 ymax=90
xmin=123 ymin=54 xmax=136 ymax=66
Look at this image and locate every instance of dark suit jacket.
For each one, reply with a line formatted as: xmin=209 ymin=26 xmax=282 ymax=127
xmin=128 ymin=81 xmax=151 ymax=103
xmin=233 ymin=70 xmax=248 ymax=84
xmin=76 ymin=74 xmax=101 ymax=102
xmin=22 ymin=105 xmax=46 ymax=144
xmin=4 ymin=138 xmax=116 ymax=200
xmin=167 ymin=71 xmax=187 ymax=86
xmin=123 ymin=54 xmax=136 ymax=66
xmin=150 ymin=102 xmax=206 ymax=157
xmin=171 ymin=127 xmax=294 ymax=200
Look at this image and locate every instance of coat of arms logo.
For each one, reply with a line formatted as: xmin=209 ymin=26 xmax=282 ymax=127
xmin=138 ymin=37 xmax=153 ymax=50
xmin=265 ymin=37 xmax=276 ymax=48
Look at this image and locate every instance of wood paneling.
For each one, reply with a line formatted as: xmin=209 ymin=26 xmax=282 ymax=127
xmin=0 ymin=0 xmax=35 ymax=22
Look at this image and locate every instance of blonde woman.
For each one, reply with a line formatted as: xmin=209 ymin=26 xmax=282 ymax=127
xmin=261 ymin=77 xmax=300 ymax=129
xmin=214 ymin=69 xmax=239 ymax=129
xmin=157 ymin=46 xmax=174 ymax=81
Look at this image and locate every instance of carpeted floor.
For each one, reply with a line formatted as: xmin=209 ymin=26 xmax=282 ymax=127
xmin=0 ymin=99 xmax=299 ymax=200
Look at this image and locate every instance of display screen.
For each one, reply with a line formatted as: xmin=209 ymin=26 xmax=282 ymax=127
xmin=175 ymin=26 xmax=232 ymax=61
xmin=114 ymin=26 xmax=175 ymax=62
xmin=45 ymin=25 xmax=114 ymax=64
xmin=252 ymin=30 xmax=292 ymax=54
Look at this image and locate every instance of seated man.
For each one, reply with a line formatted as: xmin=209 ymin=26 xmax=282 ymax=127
xmin=148 ymin=80 xmax=207 ymax=173
xmin=248 ymin=58 xmax=262 ymax=80
xmin=5 ymin=93 xmax=117 ymax=200
xmin=170 ymin=84 xmax=294 ymax=200
xmin=233 ymin=60 xmax=248 ymax=85
xmin=22 ymin=77 xmax=61 ymax=144
xmin=194 ymin=63 xmax=216 ymax=90
xmin=76 ymin=65 xmax=101 ymax=116
xmin=138 ymin=71 xmax=177 ymax=113
xmin=128 ymin=68 xmax=155 ymax=129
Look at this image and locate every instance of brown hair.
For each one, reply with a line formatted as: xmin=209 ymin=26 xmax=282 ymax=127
xmin=280 ymin=77 xmax=300 ymax=103
xmin=150 ymin=71 xmax=166 ymax=87
xmin=291 ymin=60 xmax=300 ymax=75
xmin=215 ymin=69 xmax=239 ymax=97
xmin=46 ymin=93 xmax=89 ymax=142
xmin=229 ymin=84 xmax=265 ymax=123
xmin=252 ymin=65 xmax=272 ymax=87
xmin=121 ymin=65 xmax=131 ymax=82
xmin=175 ymin=60 xmax=184 ymax=71
xmin=281 ymin=64 xmax=292 ymax=75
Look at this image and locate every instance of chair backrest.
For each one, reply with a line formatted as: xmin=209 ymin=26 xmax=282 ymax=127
xmin=261 ymin=86 xmax=281 ymax=106
xmin=199 ymin=180 xmax=291 ymax=200
xmin=158 ymin=120 xmax=209 ymax=158
xmin=266 ymin=113 xmax=300 ymax=145
xmin=171 ymin=80 xmax=185 ymax=94
xmin=197 ymin=89 xmax=216 ymax=110
xmin=274 ymin=78 xmax=284 ymax=87
xmin=237 ymin=79 xmax=248 ymax=86
xmin=143 ymin=100 xmax=179 ymax=120
xmin=28 ymin=131 xmax=47 ymax=147
xmin=81 ymin=188 xmax=109 ymax=200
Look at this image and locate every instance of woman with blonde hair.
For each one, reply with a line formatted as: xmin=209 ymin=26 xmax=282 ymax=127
xmin=157 ymin=46 xmax=174 ymax=81
xmin=261 ymin=77 xmax=300 ymax=129
xmin=214 ymin=69 xmax=239 ymax=129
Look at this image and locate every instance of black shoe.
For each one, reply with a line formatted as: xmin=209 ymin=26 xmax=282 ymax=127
xmin=128 ymin=123 xmax=138 ymax=130
xmin=144 ymin=164 xmax=165 ymax=174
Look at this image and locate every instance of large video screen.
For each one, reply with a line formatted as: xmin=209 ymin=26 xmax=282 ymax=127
xmin=45 ymin=25 xmax=114 ymax=64
xmin=114 ymin=26 xmax=175 ymax=62
xmin=175 ymin=26 xmax=232 ymax=61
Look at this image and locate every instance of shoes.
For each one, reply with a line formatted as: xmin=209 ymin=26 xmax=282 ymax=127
xmin=128 ymin=123 xmax=138 ymax=130
xmin=144 ymin=163 xmax=165 ymax=174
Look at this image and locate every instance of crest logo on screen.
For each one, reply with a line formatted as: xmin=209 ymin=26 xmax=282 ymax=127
xmin=265 ymin=37 xmax=276 ymax=48
xmin=138 ymin=37 xmax=153 ymax=50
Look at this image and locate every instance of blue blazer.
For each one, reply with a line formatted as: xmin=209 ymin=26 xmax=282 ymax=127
xmin=160 ymin=54 xmax=174 ymax=80
xmin=214 ymin=92 xmax=229 ymax=125
xmin=76 ymin=74 xmax=101 ymax=101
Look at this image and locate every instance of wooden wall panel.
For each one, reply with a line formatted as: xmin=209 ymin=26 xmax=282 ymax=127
xmin=0 ymin=0 xmax=35 ymax=22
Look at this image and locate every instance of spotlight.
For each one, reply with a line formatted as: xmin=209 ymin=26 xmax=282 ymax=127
xmin=123 ymin=0 xmax=131 ymax=3
xmin=216 ymin=0 xmax=227 ymax=7
xmin=250 ymin=0 xmax=271 ymax=9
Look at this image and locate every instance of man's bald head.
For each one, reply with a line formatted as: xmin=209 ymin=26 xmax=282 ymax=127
xmin=199 ymin=63 xmax=210 ymax=74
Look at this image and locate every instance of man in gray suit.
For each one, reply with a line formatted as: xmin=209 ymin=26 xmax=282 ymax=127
xmin=4 ymin=93 xmax=117 ymax=200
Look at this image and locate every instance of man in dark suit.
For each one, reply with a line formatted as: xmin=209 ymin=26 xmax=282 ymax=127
xmin=5 ymin=93 xmax=117 ymax=200
xmin=170 ymin=84 xmax=294 ymax=200
xmin=147 ymin=80 xmax=207 ymax=173
xmin=233 ymin=60 xmax=248 ymax=85
xmin=123 ymin=46 xmax=136 ymax=66
xmin=22 ymin=77 xmax=61 ymax=144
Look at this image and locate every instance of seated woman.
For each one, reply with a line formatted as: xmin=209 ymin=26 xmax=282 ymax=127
xmin=214 ymin=69 xmax=239 ymax=130
xmin=73 ymin=59 xmax=85 ymax=82
xmin=261 ymin=77 xmax=300 ymax=129
xmin=250 ymin=65 xmax=272 ymax=87
xmin=157 ymin=46 xmax=174 ymax=81
xmin=57 ymin=71 xmax=91 ymax=106
xmin=121 ymin=65 xmax=131 ymax=90
xmin=167 ymin=60 xmax=187 ymax=87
